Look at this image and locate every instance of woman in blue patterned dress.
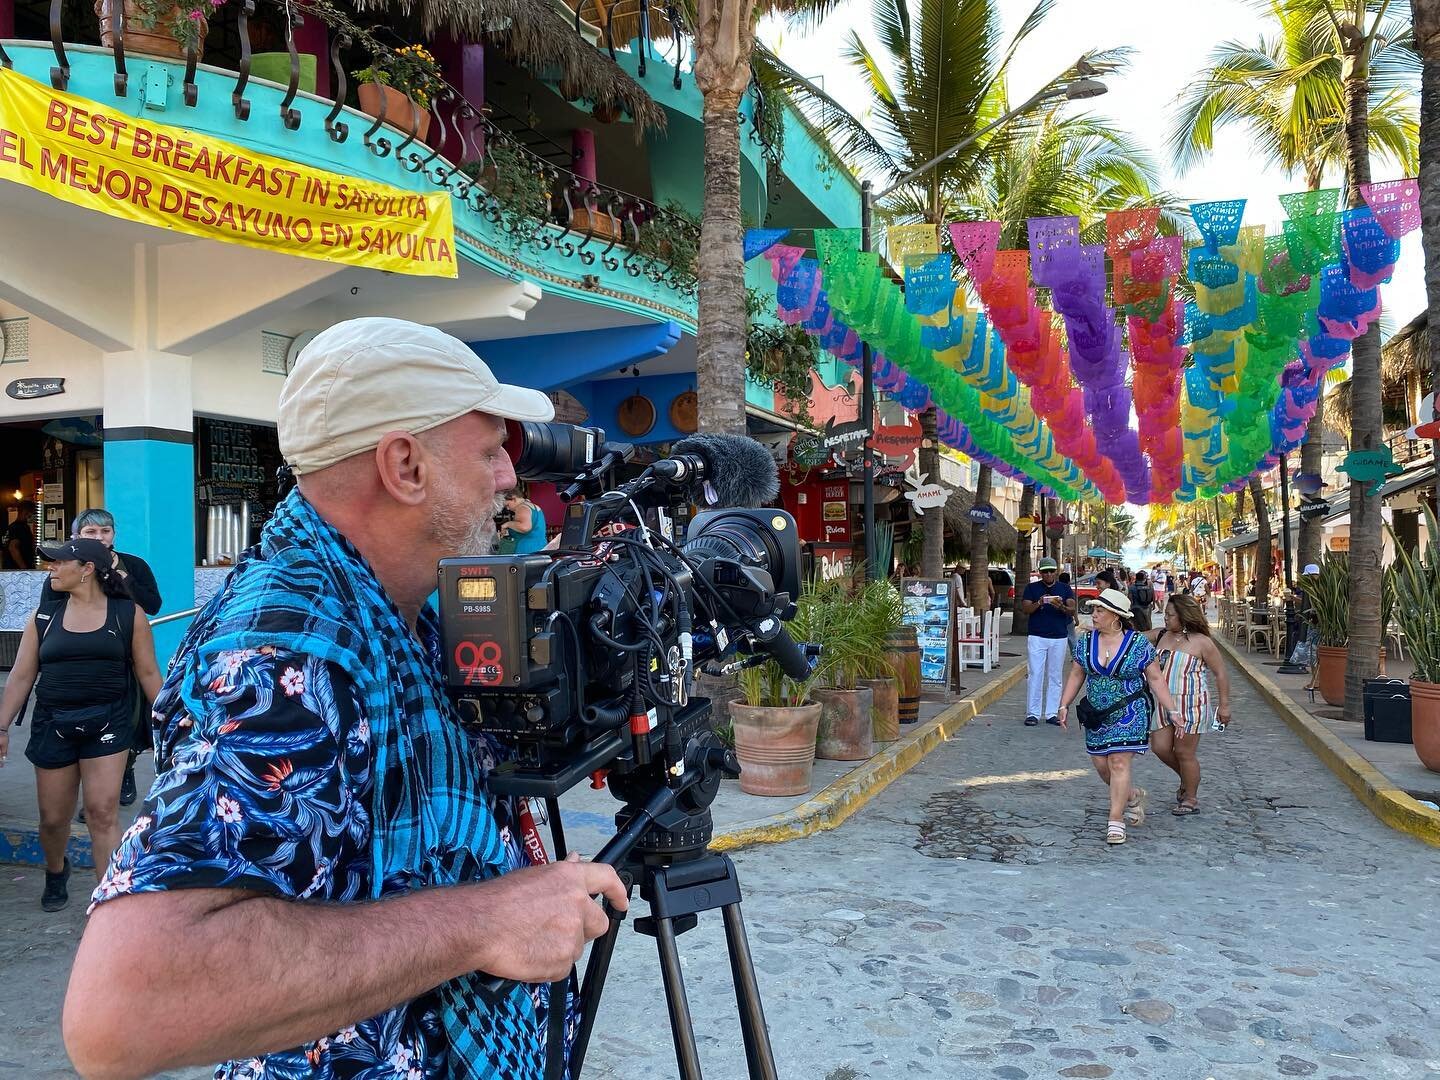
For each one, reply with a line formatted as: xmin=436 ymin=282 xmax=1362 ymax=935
xmin=1057 ymin=589 xmax=1179 ymax=845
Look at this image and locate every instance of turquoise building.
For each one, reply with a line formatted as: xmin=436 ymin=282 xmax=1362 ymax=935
xmin=0 ymin=1 xmax=857 ymax=657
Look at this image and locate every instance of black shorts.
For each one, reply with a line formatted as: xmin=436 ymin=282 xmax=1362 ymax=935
xmin=24 ymin=702 xmax=133 ymax=770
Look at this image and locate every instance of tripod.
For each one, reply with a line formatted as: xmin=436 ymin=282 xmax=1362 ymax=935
xmin=492 ymin=723 xmax=779 ymax=1080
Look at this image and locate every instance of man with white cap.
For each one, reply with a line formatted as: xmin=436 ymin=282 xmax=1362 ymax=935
xmin=64 ymin=318 xmax=627 ymax=1080
xmin=1019 ymin=557 xmax=1076 ymax=726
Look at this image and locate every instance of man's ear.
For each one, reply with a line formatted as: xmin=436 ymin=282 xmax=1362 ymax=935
xmin=374 ymin=432 xmax=429 ymax=506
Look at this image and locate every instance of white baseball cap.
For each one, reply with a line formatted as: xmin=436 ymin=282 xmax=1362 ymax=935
xmin=278 ymin=317 xmax=554 ymax=475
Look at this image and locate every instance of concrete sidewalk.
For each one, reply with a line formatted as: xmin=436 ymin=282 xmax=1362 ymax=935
xmin=1218 ymin=634 xmax=1440 ymax=847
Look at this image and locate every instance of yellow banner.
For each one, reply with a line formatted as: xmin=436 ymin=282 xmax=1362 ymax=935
xmin=0 ymin=68 xmax=456 ymax=277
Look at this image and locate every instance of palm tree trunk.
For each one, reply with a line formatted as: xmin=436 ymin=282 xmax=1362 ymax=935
xmin=919 ymin=406 xmax=944 ymax=578
xmin=1250 ymin=475 xmax=1273 ymax=607
xmin=1415 ymin=1 xmax=1440 ymax=518
xmin=1295 ymin=405 xmax=1327 ymax=568
xmin=966 ymin=464 xmax=993 ymax=616
xmin=1340 ymin=33 xmax=1383 ymax=723
xmin=1011 ymin=484 xmax=1036 ymax=635
xmin=695 ymin=87 xmax=748 ymax=435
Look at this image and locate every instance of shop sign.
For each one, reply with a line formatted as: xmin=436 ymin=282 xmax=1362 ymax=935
xmin=1196 ymin=522 xmax=1215 ymax=537
xmin=871 ymin=415 xmax=922 ymax=470
xmin=41 ymin=482 xmax=63 ymax=503
xmin=821 ymin=482 xmax=850 ymax=542
xmin=820 ymin=417 xmax=870 ymax=452
xmin=1328 ymin=535 xmax=1351 ymax=552
xmin=200 ymin=419 xmax=266 ymax=494
xmin=815 ymin=544 xmax=853 ymax=584
xmin=967 ymin=503 xmax=995 ymax=524
xmin=1015 ymin=515 xmax=1036 ymax=535
xmin=0 ymin=69 xmax=456 ymax=278
xmin=876 ymin=467 xmax=906 ymax=488
xmin=6 ymin=376 xmax=64 ymax=400
xmin=906 ymin=472 xmax=948 ymax=512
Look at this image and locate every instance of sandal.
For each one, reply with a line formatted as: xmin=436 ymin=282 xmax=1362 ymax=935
xmin=1172 ymin=800 xmax=1200 ymax=816
xmin=1106 ymin=821 xmax=1127 ymax=845
xmin=1124 ymin=787 xmax=1147 ymax=827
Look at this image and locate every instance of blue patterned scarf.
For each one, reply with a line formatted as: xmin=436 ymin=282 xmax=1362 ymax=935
xmin=172 ymin=490 xmax=543 ymax=1079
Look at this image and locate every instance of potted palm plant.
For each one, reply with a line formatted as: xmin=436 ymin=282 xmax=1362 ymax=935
xmin=811 ymin=582 xmax=882 ymax=761
xmin=855 ymin=577 xmax=904 ymax=741
xmin=732 ymin=584 xmax=825 ymax=796
xmin=1298 ymin=553 xmax=1350 ymax=708
xmin=1389 ymin=514 xmax=1440 ymax=772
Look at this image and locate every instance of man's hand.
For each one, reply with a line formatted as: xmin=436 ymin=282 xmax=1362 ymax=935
xmin=472 ymin=853 xmax=628 ymax=983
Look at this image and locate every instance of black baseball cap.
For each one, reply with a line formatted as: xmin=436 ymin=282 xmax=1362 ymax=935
xmin=38 ymin=537 xmax=111 ymax=566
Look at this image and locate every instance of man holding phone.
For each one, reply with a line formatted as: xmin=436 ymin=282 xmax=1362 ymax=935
xmin=1020 ymin=558 xmax=1076 ymax=727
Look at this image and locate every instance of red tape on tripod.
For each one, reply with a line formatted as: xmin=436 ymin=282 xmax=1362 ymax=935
xmin=516 ymin=800 xmax=549 ymax=865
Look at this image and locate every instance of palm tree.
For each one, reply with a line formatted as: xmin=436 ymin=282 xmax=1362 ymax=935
xmin=760 ymin=0 xmax=1094 ymax=608
xmin=1011 ymin=483 xmax=1037 ymax=635
xmin=1250 ymin=475 xmax=1275 ymax=606
xmin=1413 ymin=1 xmax=1440 ymax=471
xmin=1168 ymin=0 xmax=1418 ymax=573
xmin=687 ymin=1 xmax=841 ymax=435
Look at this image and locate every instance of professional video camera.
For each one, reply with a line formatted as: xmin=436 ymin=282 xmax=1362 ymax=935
xmin=438 ymin=421 xmax=809 ymax=805
xmin=436 ymin=420 xmax=809 ymax=1080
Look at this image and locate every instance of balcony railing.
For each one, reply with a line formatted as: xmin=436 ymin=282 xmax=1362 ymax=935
xmin=0 ymin=0 xmax=700 ymax=296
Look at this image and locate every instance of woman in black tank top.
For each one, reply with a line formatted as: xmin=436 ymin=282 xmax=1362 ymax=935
xmin=0 ymin=537 xmax=163 ymax=912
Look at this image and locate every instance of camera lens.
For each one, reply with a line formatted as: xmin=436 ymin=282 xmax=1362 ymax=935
xmin=505 ymin=420 xmax=607 ymax=483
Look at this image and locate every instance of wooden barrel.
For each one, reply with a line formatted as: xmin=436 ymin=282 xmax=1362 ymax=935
xmin=885 ymin=625 xmax=921 ymax=724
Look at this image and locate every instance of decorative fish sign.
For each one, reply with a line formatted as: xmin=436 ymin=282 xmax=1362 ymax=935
xmin=1338 ymin=447 xmax=1403 ymax=496
xmin=871 ymin=414 xmax=923 ymax=471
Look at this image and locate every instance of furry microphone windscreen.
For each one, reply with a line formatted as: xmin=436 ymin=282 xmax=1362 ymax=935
xmin=671 ymin=433 xmax=780 ymax=507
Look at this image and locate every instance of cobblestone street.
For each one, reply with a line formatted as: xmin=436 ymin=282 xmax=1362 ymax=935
xmin=3 ymin=666 xmax=1439 ymax=1079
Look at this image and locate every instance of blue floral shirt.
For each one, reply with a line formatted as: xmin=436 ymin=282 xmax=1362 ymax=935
xmin=94 ymin=644 xmax=542 ymax=1079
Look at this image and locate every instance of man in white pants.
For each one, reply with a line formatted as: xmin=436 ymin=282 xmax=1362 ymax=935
xmin=1020 ymin=558 xmax=1077 ymax=726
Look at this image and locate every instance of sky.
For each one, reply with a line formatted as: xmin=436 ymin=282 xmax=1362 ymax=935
xmin=761 ymin=0 xmax=1427 ymax=568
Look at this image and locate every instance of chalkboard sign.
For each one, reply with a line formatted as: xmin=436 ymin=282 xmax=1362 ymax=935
xmin=900 ymin=577 xmax=951 ymax=686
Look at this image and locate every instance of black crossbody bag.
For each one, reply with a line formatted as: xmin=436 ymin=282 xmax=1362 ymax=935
xmin=1074 ymin=686 xmax=1150 ymax=731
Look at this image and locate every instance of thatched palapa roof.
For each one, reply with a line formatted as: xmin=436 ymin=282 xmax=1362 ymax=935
xmin=939 ymin=481 xmax=1019 ymax=556
xmin=349 ymin=0 xmax=667 ymax=131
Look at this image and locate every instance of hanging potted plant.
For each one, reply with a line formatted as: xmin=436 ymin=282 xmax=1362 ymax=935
xmin=97 ymin=0 xmax=220 ymax=60
xmin=1298 ymin=553 xmax=1350 ymax=708
xmin=1389 ymin=513 xmax=1440 ymax=771
xmin=353 ymin=44 xmax=442 ymax=142
xmin=854 ymin=578 xmax=904 ymax=742
xmin=732 ymin=584 xmax=825 ymax=796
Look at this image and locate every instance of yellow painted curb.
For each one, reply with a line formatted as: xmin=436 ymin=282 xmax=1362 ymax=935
xmin=1217 ymin=637 xmax=1440 ymax=848
xmin=710 ymin=660 xmax=1029 ymax=852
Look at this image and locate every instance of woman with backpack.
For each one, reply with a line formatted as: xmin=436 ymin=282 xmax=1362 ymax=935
xmin=0 ymin=538 xmax=163 ymax=912
xmin=1127 ymin=570 xmax=1159 ymax=632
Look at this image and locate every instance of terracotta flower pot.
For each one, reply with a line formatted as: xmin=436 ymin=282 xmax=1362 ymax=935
xmin=1411 ymin=679 xmax=1440 ymax=773
xmin=730 ymin=701 xmax=821 ymax=797
xmin=814 ymin=686 xmax=875 ymax=762
xmin=1317 ymin=645 xmax=1348 ymax=708
xmin=96 ymin=0 xmax=205 ymax=59
xmin=357 ymin=82 xmax=431 ymax=141
xmin=860 ymin=677 xmax=899 ymax=741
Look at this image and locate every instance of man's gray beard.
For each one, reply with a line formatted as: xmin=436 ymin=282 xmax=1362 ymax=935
xmin=459 ymin=495 xmax=505 ymax=555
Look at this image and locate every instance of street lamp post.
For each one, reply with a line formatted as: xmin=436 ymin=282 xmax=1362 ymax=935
xmin=856 ymin=60 xmax=1107 ymax=582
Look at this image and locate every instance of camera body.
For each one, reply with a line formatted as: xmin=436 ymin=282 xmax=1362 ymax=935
xmin=438 ymin=423 xmax=806 ymax=803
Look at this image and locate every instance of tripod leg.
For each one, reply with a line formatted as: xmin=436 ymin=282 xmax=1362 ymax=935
xmin=653 ymin=914 xmax=705 ymax=1080
xmin=568 ymin=898 xmax=626 ymax=1080
xmin=721 ymin=902 xmax=779 ymax=1080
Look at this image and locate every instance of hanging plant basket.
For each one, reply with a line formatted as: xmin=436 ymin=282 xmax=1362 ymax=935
xmin=357 ymin=82 xmax=430 ymax=142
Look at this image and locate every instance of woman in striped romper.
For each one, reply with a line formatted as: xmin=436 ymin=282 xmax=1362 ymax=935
xmin=1145 ymin=593 xmax=1232 ymax=815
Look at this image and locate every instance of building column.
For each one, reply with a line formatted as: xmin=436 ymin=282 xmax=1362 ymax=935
xmin=291 ymin=14 xmax=330 ymax=100
xmin=572 ymin=128 xmax=597 ymax=185
xmin=434 ymin=37 xmax=485 ymax=162
xmin=102 ymin=350 xmax=195 ymax=661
